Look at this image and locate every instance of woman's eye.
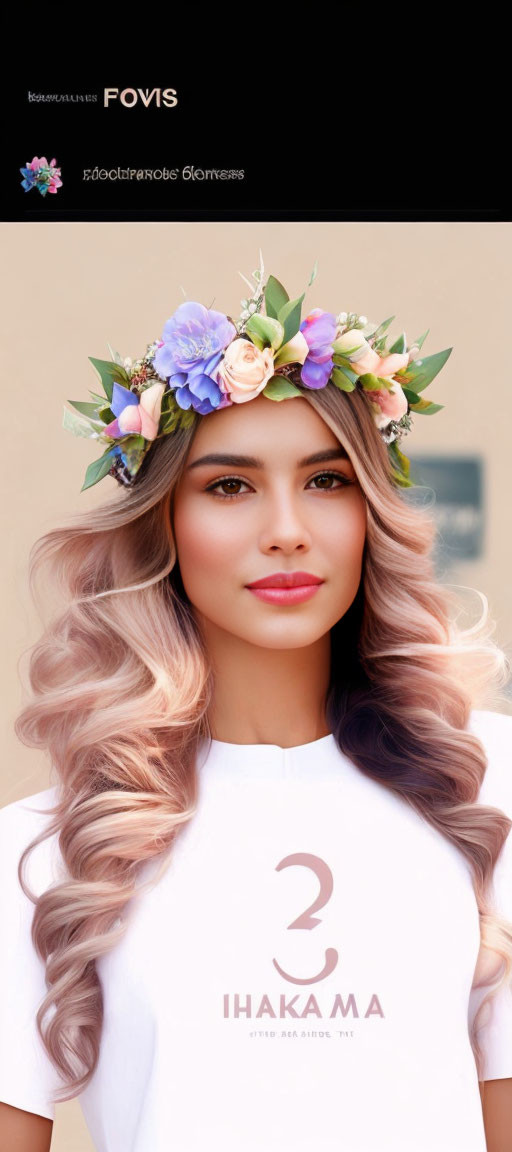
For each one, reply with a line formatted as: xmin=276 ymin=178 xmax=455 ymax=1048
xmin=206 ymin=478 xmax=251 ymax=498
xmin=204 ymin=472 xmax=354 ymax=500
xmin=309 ymin=472 xmax=354 ymax=491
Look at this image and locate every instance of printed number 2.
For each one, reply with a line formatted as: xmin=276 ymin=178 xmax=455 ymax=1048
xmin=272 ymin=852 xmax=339 ymax=985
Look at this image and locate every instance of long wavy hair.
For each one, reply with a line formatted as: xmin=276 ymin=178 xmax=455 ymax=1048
xmin=13 ymin=381 xmax=512 ymax=1102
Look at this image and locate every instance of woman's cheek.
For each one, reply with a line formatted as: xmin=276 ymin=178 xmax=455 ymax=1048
xmin=175 ymin=499 xmax=242 ymax=576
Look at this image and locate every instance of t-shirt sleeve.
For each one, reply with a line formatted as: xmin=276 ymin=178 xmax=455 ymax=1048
xmin=467 ymin=709 xmax=512 ymax=1081
xmin=0 ymin=788 xmax=66 ymax=1120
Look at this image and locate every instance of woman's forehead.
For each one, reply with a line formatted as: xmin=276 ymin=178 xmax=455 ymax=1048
xmin=187 ymin=394 xmax=349 ymax=466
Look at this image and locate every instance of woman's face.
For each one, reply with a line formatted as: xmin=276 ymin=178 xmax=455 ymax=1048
xmin=172 ymin=394 xmax=367 ymax=650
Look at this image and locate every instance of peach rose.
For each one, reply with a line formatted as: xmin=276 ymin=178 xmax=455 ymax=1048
xmin=366 ymin=380 xmax=409 ymax=429
xmin=216 ymin=338 xmax=275 ymax=404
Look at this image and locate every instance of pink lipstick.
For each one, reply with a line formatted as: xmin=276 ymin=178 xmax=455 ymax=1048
xmin=245 ymin=570 xmax=324 ymax=605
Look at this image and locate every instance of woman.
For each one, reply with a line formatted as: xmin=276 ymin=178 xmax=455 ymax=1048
xmin=1 ymin=263 xmax=511 ymax=1151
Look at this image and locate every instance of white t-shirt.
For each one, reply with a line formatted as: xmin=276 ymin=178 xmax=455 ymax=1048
xmin=1 ymin=708 xmax=511 ymax=1152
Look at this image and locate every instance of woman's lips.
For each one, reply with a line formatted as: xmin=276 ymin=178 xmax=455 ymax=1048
xmin=246 ymin=583 xmax=323 ymax=605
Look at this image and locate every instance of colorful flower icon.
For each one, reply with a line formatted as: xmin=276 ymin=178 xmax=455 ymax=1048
xmin=20 ymin=156 xmax=63 ymax=196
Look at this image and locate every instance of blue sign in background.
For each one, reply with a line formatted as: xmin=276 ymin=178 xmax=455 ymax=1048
xmin=405 ymin=455 xmax=484 ymax=576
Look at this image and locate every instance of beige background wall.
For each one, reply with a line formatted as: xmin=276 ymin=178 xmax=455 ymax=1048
xmin=2 ymin=221 xmax=511 ymax=1148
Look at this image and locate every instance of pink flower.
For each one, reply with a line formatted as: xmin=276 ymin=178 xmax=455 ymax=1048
xmin=48 ymin=173 xmax=63 ymax=193
xmin=336 ymin=329 xmax=410 ymax=378
xmin=335 ymin=328 xmax=420 ymax=429
xmin=366 ymin=380 xmax=409 ymax=429
xmin=103 ymin=382 xmax=166 ymax=441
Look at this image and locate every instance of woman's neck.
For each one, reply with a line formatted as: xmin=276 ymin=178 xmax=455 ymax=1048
xmin=203 ymin=621 xmax=332 ymax=748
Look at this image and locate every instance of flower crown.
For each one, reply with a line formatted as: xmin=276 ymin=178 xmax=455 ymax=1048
xmin=63 ymin=253 xmax=452 ymax=492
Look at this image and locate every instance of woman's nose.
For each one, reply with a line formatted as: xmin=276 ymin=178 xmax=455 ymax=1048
xmin=257 ymin=488 xmax=313 ymax=552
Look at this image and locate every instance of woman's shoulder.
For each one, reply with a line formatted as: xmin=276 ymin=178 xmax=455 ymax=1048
xmin=467 ymin=707 xmax=512 ymax=813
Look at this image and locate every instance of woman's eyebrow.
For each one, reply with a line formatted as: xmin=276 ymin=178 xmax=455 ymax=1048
xmin=186 ymin=447 xmax=349 ymax=471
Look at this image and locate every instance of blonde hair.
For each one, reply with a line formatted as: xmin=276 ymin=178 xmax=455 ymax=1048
xmin=14 ymin=382 xmax=512 ymax=1101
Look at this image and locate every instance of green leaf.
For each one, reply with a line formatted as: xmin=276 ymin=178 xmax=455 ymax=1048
xmin=264 ymin=275 xmax=289 ymax=320
xmin=394 ymin=347 xmax=452 ymax=393
xmin=106 ymin=342 xmax=124 ymax=366
xmin=402 ymin=387 xmax=421 ymax=405
xmin=331 ymin=356 xmax=359 ymax=383
xmin=359 ymin=373 xmax=394 ymax=392
xmin=390 ymin=466 xmax=414 ymax=489
xmin=245 ymin=313 xmax=284 ymax=351
xmin=160 ymin=414 xmax=179 ymax=434
xmin=88 ymin=357 xmax=130 ymax=403
xmin=388 ymin=331 xmax=406 ymax=354
xmin=408 ymin=398 xmax=444 ymax=415
xmin=161 ymin=404 xmax=186 ymax=432
xmin=68 ymin=399 xmax=103 ymax=419
xmin=178 ymin=407 xmax=196 ymax=430
xmin=97 ymin=405 xmax=115 ymax=423
xmin=161 ymin=391 xmax=176 ymax=414
xmin=331 ymin=365 xmax=356 ymax=392
xmin=68 ymin=400 xmax=115 ymax=425
xmin=387 ymin=441 xmax=413 ymax=487
xmin=62 ymin=406 xmax=106 ymax=439
xmin=89 ymin=390 xmax=110 ymax=405
xmin=411 ymin=327 xmax=430 ymax=351
xmin=277 ymin=293 xmax=305 ymax=347
xmin=389 ymin=440 xmax=411 ymax=476
xmin=308 ymin=259 xmax=319 ymax=287
xmin=262 ymin=376 xmax=303 ymax=401
xmin=160 ymin=395 xmax=196 ymax=433
xmin=81 ymin=450 xmax=116 ymax=491
xmin=371 ymin=316 xmax=395 ymax=342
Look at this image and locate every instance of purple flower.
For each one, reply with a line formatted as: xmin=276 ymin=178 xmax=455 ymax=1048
xmin=169 ymin=361 xmax=233 ymax=414
xmin=152 ymin=300 xmax=237 ymax=414
xmin=153 ymin=300 xmax=236 ymax=375
xmin=299 ymin=308 xmax=337 ymax=389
